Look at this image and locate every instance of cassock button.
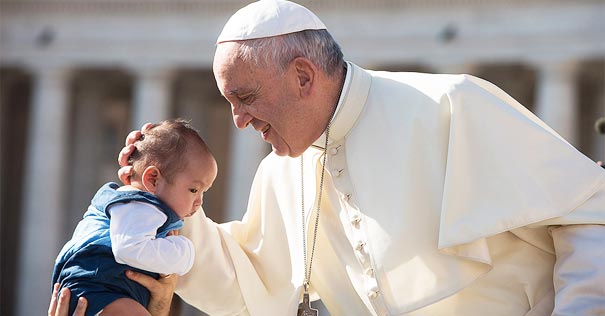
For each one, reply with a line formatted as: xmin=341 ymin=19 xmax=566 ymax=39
xmin=344 ymin=193 xmax=352 ymax=201
xmin=364 ymin=267 xmax=374 ymax=277
xmin=329 ymin=146 xmax=339 ymax=155
xmin=355 ymin=241 xmax=366 ymax=251
xmin=333 ymin=168 xmax=344 ymax=177
xmin=351 ymin=214 xmax=361 ymax=226
xmin=368 ymin=288 xmax=380 ymax=299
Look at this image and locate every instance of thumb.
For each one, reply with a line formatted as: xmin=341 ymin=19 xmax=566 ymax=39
xmin=125 ymin=270 xmax=156 ymax=289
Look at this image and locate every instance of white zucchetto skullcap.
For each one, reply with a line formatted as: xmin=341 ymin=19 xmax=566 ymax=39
xmin=217 ymin=0 xmax=327 ymax=44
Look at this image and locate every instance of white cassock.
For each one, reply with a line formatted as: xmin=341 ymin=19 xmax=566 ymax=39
xmin=176 ymin=62 xmax=605 ymax=316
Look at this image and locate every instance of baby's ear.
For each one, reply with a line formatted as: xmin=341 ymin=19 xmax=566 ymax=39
xmin=141 ymin=166 xmax=161 ymax=193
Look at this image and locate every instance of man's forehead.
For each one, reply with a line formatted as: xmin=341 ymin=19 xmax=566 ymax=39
xmin=213 ymin=53 xmax=239 ymax=84
xmin=213 ymin=43 xmax=238 ymax=68
xmin=214 ymin=64 xmax=249 ymax=95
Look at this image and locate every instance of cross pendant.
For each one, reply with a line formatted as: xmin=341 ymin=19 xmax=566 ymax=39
xmin=297 ymin=292 xmax=318 ymax=316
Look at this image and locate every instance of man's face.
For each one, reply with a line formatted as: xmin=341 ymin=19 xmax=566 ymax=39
xmin=213 ymin=42 xmax=314 ymax=158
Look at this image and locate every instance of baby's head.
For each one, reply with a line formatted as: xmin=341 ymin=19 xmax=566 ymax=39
xmin=129 ymin=119 xmax=217 ymax=219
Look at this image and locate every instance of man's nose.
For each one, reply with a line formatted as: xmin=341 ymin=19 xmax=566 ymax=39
xmin=232 ymin=105 xmax=252 ymax=129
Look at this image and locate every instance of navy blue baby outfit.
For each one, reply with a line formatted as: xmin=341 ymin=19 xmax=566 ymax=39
xmin=52 ymin=182 xmax=183 ymax=316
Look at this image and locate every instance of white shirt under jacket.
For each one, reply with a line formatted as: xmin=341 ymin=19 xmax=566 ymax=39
xmin=176 ymin=62 xmax=605 ymax=316
xmin=108 ymin=201 xmax=194 ymax=276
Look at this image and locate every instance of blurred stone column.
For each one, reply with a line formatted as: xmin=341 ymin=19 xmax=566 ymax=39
xmin=535 ymin=60 xmax=579 ymax=145
xmin=131 ymin=66 xmax=174 ymax=128
xmin=435 ymin=63 xmax=477 ymax=75
xmin=17 ymin=65 xmax=71 ymax=316
xmin=224 ymin=124 xmax=269 ymax=221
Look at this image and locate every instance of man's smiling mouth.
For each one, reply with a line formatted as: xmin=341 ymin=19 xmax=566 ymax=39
xmin=261 ymin=125 xmax=271 ymax=139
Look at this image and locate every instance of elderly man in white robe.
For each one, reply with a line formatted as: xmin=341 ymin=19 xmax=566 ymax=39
xmin=50 ymin=1 xmax=605 ymax=315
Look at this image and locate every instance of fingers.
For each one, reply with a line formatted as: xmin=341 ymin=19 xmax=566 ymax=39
xmin=141 ymin=122 xmax=155 ymax=132
xmin=126 ymin=270 xmax=159 ymax=291
xmin=48 ymin=283 xmax=60 ymax=316
xmin=56 ymin=287 xmax=71 ymax=316
xmin=73 ymin=297 xmax=88 ymax=316
xmin=119 ymin=122 xmax=154 ymax=166
xmin=118 ymin=122 xmax=154 ymax=165
xmin=126 ymin=270 xmax=177 ymax=295
xmin=127 ymin=270 xmax=176 ymax=316
xmin=166 ymin=230 xmax=179 ymax=236
xmin=117 ymin=143 xmax=135 ymax=185
xmin=49 ymin=284 xmax=87 ymax=316
xmin=125 ymin=130 xmax=142 ymax=147
xmin=117 ymin=166 xmax=134 ymax=185
xmin=124 ymin=123 xmax=154 ymax=148
xmin=118 ymin=144 xmax=136 ymax=167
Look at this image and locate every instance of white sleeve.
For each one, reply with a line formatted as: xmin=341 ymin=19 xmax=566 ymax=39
xmin=175 ymin=158 xmax=301 ymax=316
xmin=109 ymin=201 xmax=195 ymax=275
xmin=550 ymin=224 xmax=605 ymax=316
xmin=528 ymin=181 xmax=605 ymax=315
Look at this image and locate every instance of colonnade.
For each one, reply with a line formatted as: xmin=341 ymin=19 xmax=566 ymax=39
xmin=14 ymin=57 xmax=590 ymax=315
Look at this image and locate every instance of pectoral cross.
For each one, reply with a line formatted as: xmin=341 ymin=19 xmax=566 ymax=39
xmin=297 ymin=292 xmax=318 ymax=316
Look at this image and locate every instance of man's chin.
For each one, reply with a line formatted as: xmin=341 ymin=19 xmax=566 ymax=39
xmin=271 ymin=145 xmax=303 ymax=158
xmin=274 ymin=150 xmax=305 ymax=158
xmin=272 ymin=146 xmax=289 ymax=157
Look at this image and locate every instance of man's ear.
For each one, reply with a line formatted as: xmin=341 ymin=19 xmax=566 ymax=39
xmin=141 ymin=166 xmax=161 ymax=193
xmin=292 ymin=57 xmax=316 ymax=97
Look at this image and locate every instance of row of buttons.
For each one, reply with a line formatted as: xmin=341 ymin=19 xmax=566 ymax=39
xmin=326 ymin=141 xmax=384 ymax=310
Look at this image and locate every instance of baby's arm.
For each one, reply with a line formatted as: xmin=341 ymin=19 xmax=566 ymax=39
xmin=109 ymin=202 xmax=194 ymax=275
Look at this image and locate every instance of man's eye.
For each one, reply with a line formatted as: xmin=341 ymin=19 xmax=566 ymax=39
xmin=189 ymin=189 xmax=198 ymax=193
xmin=240 ymin=94 xmax=254 ymax=104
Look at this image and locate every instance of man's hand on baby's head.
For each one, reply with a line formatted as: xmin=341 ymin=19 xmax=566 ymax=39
xmin=167 ymin=230 xmax=179 ymax=236
xmin=118 ymin=144 xmax=136 ymax=167
xmin=117 ymin=122 xmax=156 ymax=185
xmin=117 ymin=165 xmax=134 ymax=186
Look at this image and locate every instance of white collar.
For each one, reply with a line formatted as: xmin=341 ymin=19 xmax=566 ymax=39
xmin=311 ymin=62 xmax=372 ymax=149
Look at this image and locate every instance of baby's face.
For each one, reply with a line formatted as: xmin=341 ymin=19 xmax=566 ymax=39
xmin=154 ymin=151 xmax=217 ymax=219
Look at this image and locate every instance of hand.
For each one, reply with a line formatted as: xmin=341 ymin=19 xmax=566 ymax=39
xmin=126 ymin=270 xmax=177 ymax=316
xmin=48 ymin=283 xmax=87 ymax=316
xmin=117 ymin=123 xmax=155 ymax=185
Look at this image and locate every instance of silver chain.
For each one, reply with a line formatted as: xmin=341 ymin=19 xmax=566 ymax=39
xmin=301 ymin=111 xmax=334 ymax=293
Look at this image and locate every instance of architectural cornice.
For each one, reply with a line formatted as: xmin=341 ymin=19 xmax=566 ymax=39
xmin=1 ymin=0 xmax=594 ymax=14
xmin=1 ymin=0 xmax=603 ymax=69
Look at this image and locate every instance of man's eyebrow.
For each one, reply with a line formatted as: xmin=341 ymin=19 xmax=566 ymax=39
xmin=224 ymin=89 xmax=245 ymax=97
xmin=227 ymin=88 xmax=256 ymax=97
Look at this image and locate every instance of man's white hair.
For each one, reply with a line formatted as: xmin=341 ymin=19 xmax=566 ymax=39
xmin=235 ymin=29 xmax=344 ymax=76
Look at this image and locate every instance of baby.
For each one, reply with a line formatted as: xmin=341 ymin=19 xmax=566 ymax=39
xmin=52 ymin=119 xmax=217 ymax=315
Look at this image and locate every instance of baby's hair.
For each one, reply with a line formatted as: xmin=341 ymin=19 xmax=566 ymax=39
xmin=129 ymin=119 xmax=211 ymax=183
